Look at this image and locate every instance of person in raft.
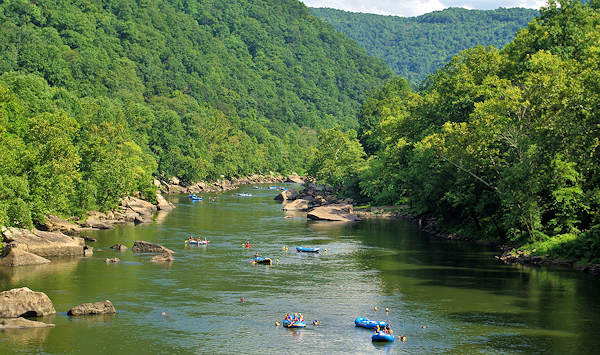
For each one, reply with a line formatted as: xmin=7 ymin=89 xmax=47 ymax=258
xmin=285 ymin=313 xmax=291 ymax=322
xmin=298 ymin=313 xmax=304 ymax=322
xmin=384 ymin=324 xmax=393 ymax=335
xmin=188 ymin=236 xmax=194 ymax=242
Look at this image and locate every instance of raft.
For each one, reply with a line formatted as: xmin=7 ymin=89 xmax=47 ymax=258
xmin=237 ymin=193 xmax=252 ymax=197
xmin=355 ymin=317 xmax=388 ymax=329
xmin=252 ymin=256 xmax=272 ymax=265
xmin=283 ymin=319 xmax=306 ymax=328
xmin=296 ymin=246 xmax=320 ymax=253
xmin=186 ymin=240 xmax=209 ymax=245
xmin=372 ymin=331 xmax=395 ymax=342
xmin=190 ymin=196 xmax=203 ymax=201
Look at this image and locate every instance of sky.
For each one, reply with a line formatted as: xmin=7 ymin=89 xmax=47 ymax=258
xmin=300 ymin=0 xmax=548 ymax=17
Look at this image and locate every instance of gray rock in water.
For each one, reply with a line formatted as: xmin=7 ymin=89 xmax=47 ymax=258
xmin=307 ymin=204 xmax=360 ymax=222
xmin=83 ymin=245 xmax=93 ymax=257
xmin=0 ymin=317 xmax=55 ymax=329
xmin=0 ymin=248 xmax=51 ymax=267
xmin=110 ymin=244 xmax=128 ymax=251
xmin=105 ymin=258 xmax=120 ymax=263
xmin=0 ymin=287 xmax=56 ymax=318
xmin=282 ymin=199 xmax=310 ymax=211
xmin=132 ymin=241 xmax=174 ymax=254
xmin=1 ymin=227 xmax=85 ymax=258
xmin=150 ymin=252 xmax=174 ymax=263
xmin=68 ymin=300 xmax=116 ymax=316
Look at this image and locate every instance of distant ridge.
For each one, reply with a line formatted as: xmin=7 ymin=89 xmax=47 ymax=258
xmin=311 ymin=7 xmax=539 ymax=83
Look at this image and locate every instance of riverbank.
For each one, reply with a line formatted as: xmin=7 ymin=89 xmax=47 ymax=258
xmin=157 ymin=173 xmax=304 ymax=195
xmin=275 ymin=184 xmax=600 ymax=276
xmin=397 ymin=211 xmax=600 ymax=276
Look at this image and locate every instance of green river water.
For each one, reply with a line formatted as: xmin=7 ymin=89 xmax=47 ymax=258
xmin=1 ymin=185 xmax=599 ymax=354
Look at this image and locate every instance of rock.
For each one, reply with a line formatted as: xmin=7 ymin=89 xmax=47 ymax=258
xmin=110 ymin=244 xmax=128 ymax=251
xmin=307 ymin=204 xmax=360 ymax=222
xmin=0 ymin=287 xmax=56 ymax=318
xmin=67 ymin=300 xmax=116 ymax=316
xmin=274 ymin=189 xmax=298 ymax=202
xmin=132 ymin=241 xmax=174 ymax=254
xmin=0 ymin=248 xmax=51 ymax=267
xmin=150 ymin=252 xmax=174 ymax=263
xmin=39 ymin=215 xmax=82 ymax=235
xmin=169 ymin=176 xmax=180 ymax=185
xmin=286 ymin=175 xmax=305 ymax=184
xmin=83 ymin=245 xmax=93 ymax=257
xmin=82 ymin=236 xmax=96 ymax=243
xmin=156 ymin=193 xmax=175 ymax=211
xmin=2 ymin=227 xmax=85 ymax=258
xmin=0 ymin=317 xmax=55 ymax=329
xmin=134 ymin=215 xmax=153 ymax=225
xmin=121 ymin=197 xmax=157 ymax=218
xmin=282 ymin=199 xmax=310 ymax=211
xmin=105 ymin=258 xmax=120 ymax=263
xmin=153 ymin=179 xmax=161 ymax=187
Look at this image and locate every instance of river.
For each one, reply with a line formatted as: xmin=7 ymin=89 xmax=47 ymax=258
xmin=1 ymin=185 xmax=599 ymax=354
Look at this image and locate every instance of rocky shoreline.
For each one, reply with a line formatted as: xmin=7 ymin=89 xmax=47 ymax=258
xmin=275 ymin=185 xmax=404 ymax=222
xmin=157 ymin=173 xmax=303 ymax=195
xmin=275 ymin=185 xmax=600 ymax=276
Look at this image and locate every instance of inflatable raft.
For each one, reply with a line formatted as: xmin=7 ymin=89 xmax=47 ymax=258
xmin=186 ymin=239 xmax=209 ymax=245
xmin=252 ymin=256 xmax=272 ymax=265
xmin=190 ymin=195 xmax=203 ymax=201
xmin=355 ymin=317 xmax=388 ymax=329
xmin=237 ymin=193 xmax=252 ymax=197
xmin=296 ymin=246 xmax=320 ymax=253
xmin=283 ymin=319 xmax=306 ymax=328
xmin=372 ymin=331 xmax=394 ymax=342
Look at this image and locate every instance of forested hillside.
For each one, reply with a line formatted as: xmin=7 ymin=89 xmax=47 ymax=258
xmin=309 ymin=0 xmax=600 ymax=264
xmin=311 ymin=7 xmax=538 ymax=83
xmin=0 ymin=0 xmax=392 ymax=229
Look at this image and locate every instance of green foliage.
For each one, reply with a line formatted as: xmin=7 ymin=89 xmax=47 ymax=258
xmin=307 ymin=127 xmax=366 ymax=198
xmin=311 ymin=7 xmax=538 ymax=84
xmin=318 ymin=1 xmax=600 ymax=263
xmin=0 ymin=0 xmax=391 ymax=227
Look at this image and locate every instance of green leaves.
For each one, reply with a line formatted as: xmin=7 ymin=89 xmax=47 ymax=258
xmin=307 ymin=127 xmax=366 ymax=197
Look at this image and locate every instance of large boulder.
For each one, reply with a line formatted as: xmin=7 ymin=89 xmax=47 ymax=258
xmin=307 ymin=204 xmax=361 ymax=222
xmin=0 ymin=248 xmax=51 ymax=267
xmin=274 ymin=189 xmax=298 ymax=202
xmin=39 ymin=215 xmax=83 ymax=235
xmin=282 ymin=199 xmax=310 ymax=211
xmin=156 ymin=193 xmax=175 ymax=211
xmin=132 ymin=241 xmax=174 ymax=254
xmin=0 ymin=287 xmax=56 ymax=318
xmin=2 ymin=228 xmax=85 ymax=257
xmin=121 ymin=197 xmax=157 ymax=219
xmin=0 ymin=317 xmax=55 ymax=329
xmin=110 ymin=244 xmax=128 ymax=251
xmin=68 ymin=300 xmax=116 ymax=316
xmin=286 ymin=175 xmax=305 ymax=184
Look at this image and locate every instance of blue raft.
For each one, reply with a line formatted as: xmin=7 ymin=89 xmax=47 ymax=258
xmin=189 ymin=195 xmax=203 ymax=201
xmin=296 ymin=246 xmax=320 ymax=253
xmin=283 ymin=319 xmax=306 ymax=328
xmin=355 ymin=317 xmax=388 ymax=329
xmin=237 ymin=193 xmax=252 ymax=197
xmin=372 ymin=331 xmax=395 ymax=342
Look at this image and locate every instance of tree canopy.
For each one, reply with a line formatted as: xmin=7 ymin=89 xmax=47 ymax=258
xmin=311 ymin=0 xmax=600 ymax=264
xmin=0 ymin=0 xmax=392 ymax=229
xmin=311 ymin=7 xmax=538 ymax=84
